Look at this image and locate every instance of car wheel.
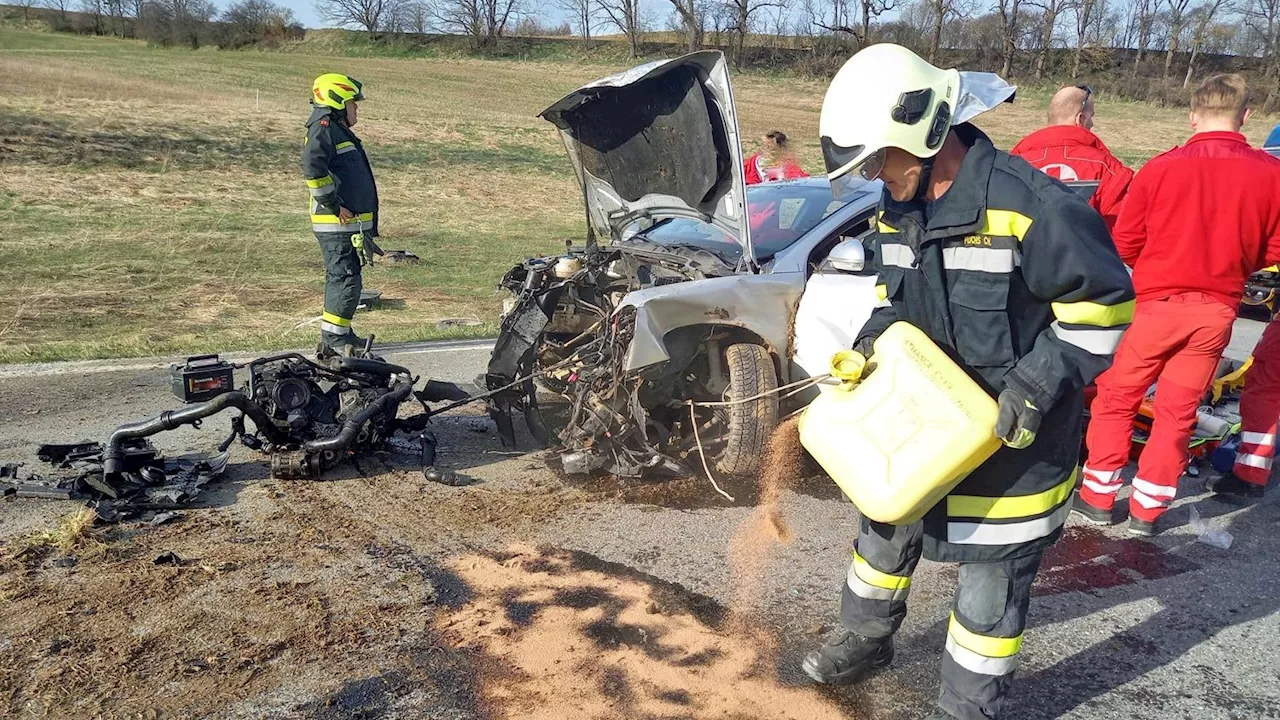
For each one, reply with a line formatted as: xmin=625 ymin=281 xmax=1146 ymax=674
xmin=714 ymin=343 xmax=779 ymax=477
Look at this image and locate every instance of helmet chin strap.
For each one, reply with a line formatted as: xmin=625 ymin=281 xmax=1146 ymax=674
xmin=912 ymin=155 xmax=936 ymax=203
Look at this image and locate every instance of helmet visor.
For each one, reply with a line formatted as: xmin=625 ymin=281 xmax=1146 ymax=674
xmin=822 ymin=136 xmax=885 ymax=183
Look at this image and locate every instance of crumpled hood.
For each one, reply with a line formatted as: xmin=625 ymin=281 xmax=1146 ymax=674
xmin=539 ymin=51 xmax=753 ymax=265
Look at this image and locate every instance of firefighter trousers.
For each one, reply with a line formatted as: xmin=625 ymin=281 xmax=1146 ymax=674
xmin=1082 ymin=293 xmax=1236 ymax=522
xmin=840 ymin=517 xmax=1044 ymax=720
xmin=315 ymin=231 xmax=363 ymax=347
xmin=1235 ymin=318 xmax=1280 ymax=486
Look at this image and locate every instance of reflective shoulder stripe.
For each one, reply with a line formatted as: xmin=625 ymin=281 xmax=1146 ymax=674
xmin=1050 ymin=321 xmax=1126 ymax=355
xmin=335 ymin=141 xmax=357 ymax=154
xmin=946 ymin=502 xmax=1069 ymax=545
xmin=942 ymin=246 xmax=1019 ymax=274
xmin=947 ymin=470 xmax=1076 ymax=520
xmin=875 ymin=284 xmax=888 ymax=302
xmin=1051 ymin=299 xmax=1136 ymax=328
xmin=980 ymin=209 xmax=1034 ymax=242
xmin=880 ymin=243 xmax=915 ymax=269
xmin=305 ymin=175 xmax=335 ymax=189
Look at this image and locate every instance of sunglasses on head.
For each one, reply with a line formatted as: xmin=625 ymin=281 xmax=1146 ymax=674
xmin=1077 ymin=85 xmax=1093 ymax=113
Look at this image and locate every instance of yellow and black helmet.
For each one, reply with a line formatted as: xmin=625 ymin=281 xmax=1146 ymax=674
xmin=311 ymin=73 xmax=365 ymax=110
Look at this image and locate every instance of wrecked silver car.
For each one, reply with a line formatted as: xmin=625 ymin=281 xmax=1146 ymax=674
xmin=484 ymin=51 xmax=882 ymax=479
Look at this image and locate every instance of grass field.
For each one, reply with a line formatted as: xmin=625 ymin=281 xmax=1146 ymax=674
xmin=1 ymin=27 xmax=1272 ymax=364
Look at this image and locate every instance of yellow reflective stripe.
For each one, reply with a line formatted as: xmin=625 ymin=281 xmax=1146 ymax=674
xmin=321 ymin=311 xmax=351 ymax=327
xmin=947 ymin=469 xmax=1076 ymax=520
xmin=305 ymin=175 xmax=334 ymax=189
xmin=1052 ymin=299 xmax=1136 ymax=328
xmin=876 ymin=284 xmax=888 ymax=301
xmin=310 ymin=211 xmax=374 ymax=223
xmin=336 ymin=141 xmax=354 ymax=150
xmin=876 ymin=211 xmax=898 ymax=234
xmin=852 ymin=550 xmax=911 ymax=591
xmin=948 ymin=613 xmax=1023 ymax=658
xmin=981 ymin=209 xmax=1034 ymax=241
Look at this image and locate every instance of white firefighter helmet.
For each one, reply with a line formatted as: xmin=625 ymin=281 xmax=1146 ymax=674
xmin=820 ymin=44 xmax=961 ymax=197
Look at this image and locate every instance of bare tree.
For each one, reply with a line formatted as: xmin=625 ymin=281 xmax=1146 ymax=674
xmin=40 ymin=0 xmax=74 ymax=24
xmin=1131 ymin=0 xmax=1157 ymax=73
xmin=666 ymin=0 xmax=704 ymax=51
xmin=13 ymin=0 xmax=39 ymax=22
xmin=805 ymin=0 xmax=899 ymax=46
xmin=1183 ymin=0 xmax=1233 ymax=85
xmin=315 ymin=0 xmax=396 ymax=36
xmin=725 ymin=0 xmax=787 ymax=66
xmin=1161 ymin=0 xmax=1195 ymax=77
xmin=927 ymin=0 xmax=966 ymax=62
xmin=78 ymin=0 xmax=105 ymax=33
xmin=1027 ymin=0 xmax=1067 ymax=77
xmin=1244 ymin=0 xmax=1280 ymax=80
xmin=598 ymin=0 xmax=643 ymax=56
xmin=398 ymin=0 xmax=430 ymax=33
xmin=1071 ymin=0 xmax=1100 ymax=78
xmin=995 ymin=0 xmax=1022 ymax=76
xmin=559 ymin=0 xmax=600 ymax=47
xmin=429 ymin=0 xmax=523 ymax=47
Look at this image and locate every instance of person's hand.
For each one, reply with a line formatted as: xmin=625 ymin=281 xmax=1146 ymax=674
xmin=995 ymin=389 xmax=1041 ymax=449
xmin=338 ymin=206 xmax=356 ymax=223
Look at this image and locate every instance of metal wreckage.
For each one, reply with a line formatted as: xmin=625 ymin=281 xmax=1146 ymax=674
xmin=483 ymin=52 xmax=798 ymax=480
xmin=2 ymin=347 xmax=475 ymax=520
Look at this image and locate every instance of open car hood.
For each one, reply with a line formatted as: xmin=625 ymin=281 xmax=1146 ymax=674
xmin=539 ymin=51 xmax=754 ymax=266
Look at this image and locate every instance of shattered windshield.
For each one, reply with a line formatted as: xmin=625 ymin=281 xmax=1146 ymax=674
xmin=634 ymin=182 xmax=849 ymax=261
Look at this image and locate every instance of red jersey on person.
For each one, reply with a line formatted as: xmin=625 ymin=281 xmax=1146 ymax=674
xmin=1114 ymin=131 xmax=1280 ymax=307
xmin=1010 ymin=125 xmax=1134 ymax=230
xmin=743 ymin=153 xmax=809 ymax=185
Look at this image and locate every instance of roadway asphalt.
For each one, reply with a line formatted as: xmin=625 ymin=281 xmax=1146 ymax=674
xmin=1 ymin=320 xmax=1277 ymax=720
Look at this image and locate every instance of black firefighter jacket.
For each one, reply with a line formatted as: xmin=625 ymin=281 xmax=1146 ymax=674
xmin=301 ymin=105 xmax=380 ymax=237
xmin=858 ymin=124 xmax=1136 ymax=563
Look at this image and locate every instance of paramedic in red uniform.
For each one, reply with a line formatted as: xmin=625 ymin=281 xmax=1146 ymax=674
xmin=1077 ymin=74 xmax=1280 ymax=535
xmin=1011 ymin=85 xmax=1133 ymax=230
xmin=1217 ymin=318 xmax=1280 ymax=496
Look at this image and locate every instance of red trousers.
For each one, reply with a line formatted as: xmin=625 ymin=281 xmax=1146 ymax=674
xmin=1235 ymin=319 xmax=1280 ymax=487
xmin=1083 ymin=294 xmax=1236 ymax=522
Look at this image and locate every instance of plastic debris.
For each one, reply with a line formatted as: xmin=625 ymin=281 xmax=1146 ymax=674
xmin=1189 ymin=504 xmax=1233 ymax=550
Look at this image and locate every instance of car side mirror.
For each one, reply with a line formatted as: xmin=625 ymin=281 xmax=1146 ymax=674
xmin=827 ymin=237 xmax=866 ymax=273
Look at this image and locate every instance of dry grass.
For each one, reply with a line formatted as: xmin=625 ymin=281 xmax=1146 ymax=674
xmin=2 ymin=27 xmax=1270 ymax=363
xmin=19 ymin=508 xmax=106 ymax=557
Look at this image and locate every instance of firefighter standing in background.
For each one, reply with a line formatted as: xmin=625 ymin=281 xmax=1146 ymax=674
xmin=1010 ymin=85 xmax=1134 ymax=231
xmin=802 ymin=45 xmax=1134 ymax=720
xmin=302 ymin=73 xmax=382 ymax=356
xmin=1078 ymin=74 xmax=1280 ymax=535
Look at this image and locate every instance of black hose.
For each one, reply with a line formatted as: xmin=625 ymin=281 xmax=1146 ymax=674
xmin=103 ymin=392 xmax=291 ymax=477
xmin=333 ymin=356 xmax=411 ymax=377
xmin=301 ymin=376 xmax=414 ymax=453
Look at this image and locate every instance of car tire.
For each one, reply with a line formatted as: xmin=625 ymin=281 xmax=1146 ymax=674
xmin=714 ymin=343 xmax=779 ymax=478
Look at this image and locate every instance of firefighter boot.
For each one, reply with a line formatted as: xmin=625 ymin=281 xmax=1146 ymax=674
xmin=801 ymin=630 xmax=894 ymax=685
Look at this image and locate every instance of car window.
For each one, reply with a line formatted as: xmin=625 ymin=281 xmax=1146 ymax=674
xmin=635 ymin=183 xmax=852 ymax=261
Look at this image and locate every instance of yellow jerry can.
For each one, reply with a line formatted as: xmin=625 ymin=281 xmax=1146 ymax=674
xmin=798 ymin=322 xmax=1002 ymax=525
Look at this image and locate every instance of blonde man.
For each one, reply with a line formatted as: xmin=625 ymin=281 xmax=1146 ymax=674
xmin=1079 ymin=74 xmax=1280 ymax=534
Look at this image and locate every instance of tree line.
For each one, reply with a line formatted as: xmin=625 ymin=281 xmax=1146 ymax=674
xmin=23 ymin=0 xmax=302 ymax=48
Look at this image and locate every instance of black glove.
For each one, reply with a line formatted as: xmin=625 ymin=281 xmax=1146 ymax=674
xmin=853 ymin=335 xmax=875 ymax=357
xmin=995 ymin=389 xmax=1041 ymax=449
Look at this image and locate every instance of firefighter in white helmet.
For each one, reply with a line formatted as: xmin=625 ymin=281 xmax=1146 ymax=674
xmin=802 ymin=44 xmax=1134 ymax=720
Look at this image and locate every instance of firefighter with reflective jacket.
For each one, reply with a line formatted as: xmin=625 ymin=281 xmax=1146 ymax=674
xmin=302 ymin=73 xmax=382 ymax=356
xmin=802 ymin=45 xmax=1134 ymax=720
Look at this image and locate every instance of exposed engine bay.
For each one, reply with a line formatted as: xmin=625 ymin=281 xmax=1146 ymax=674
xmin=3 ymin=351 xmax=474 ymax=515
xmin=485 ymin=242 xmax=778 ymax=478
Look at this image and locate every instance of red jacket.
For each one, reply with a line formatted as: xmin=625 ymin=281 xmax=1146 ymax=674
xmin=1010 ymin=125 xmax=1134 ymax=230
xmin=744 ymin=153 xmax=809 ymax=184
xmin=1115 ymin=131 xmax=1280 ymax=307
